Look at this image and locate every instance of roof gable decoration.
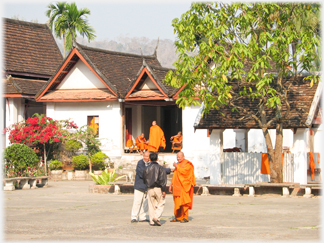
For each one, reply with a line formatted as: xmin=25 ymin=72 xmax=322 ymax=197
xmin=124 ymin=63 xmax=169 ymax=100
xmin=56 ymin=59 xmax=107 ymax=90
xmin=306 ymin=81 xmax=322 ymax=126
xmin=36 ymin=47 xmax=118 ymax=101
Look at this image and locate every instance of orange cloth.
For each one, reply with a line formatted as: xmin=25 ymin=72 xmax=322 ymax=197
xmin=135 ymin=136 xmax=147 ymax=151
xmin=173 ymin=135 xmax=183 ymax=143
xmin=309 ymin=152 xmax=315 ymax=180
xmin=172 ymin=159 xmax=196 ymax=220
xmin=89 ymin=117 xmax=99 ymax=135
xmin=261 ymin=153 xmax=270 ymax=175
xmin=147 ymin=125 xmax=166 ymax=152
xmin=318 ymin=153 xmax=320 ymax=164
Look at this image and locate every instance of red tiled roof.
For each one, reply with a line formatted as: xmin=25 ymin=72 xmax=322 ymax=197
xmin=39 ymin=89 xmax=116 ymax=101
xmin=128 ymin=90 xmax=165 ymax=99
xmin=3 ymin=18 xmax=63 ymax=77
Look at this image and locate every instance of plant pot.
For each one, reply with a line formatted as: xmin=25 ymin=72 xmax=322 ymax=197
xmin=93 ymin=170 xmax=102 ymax=176
xmin=74 ymin=170 xmax=87 ymax=180
xmin=50 ymin=170 xmax=63 ymax=180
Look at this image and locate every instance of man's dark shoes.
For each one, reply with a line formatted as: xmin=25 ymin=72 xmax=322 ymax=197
xmin=180 ymin=218 xmax=189 ymax=223
xmin=170 ymin=218 xmax=180 ymax=222
xmin=153 ymin=218 xmax=161 ymax=226
xmin=131 ymin=219 xmax=137 ymax=223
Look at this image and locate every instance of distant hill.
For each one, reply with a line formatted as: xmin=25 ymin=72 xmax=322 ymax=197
xmin=55 ymin=36 xmax=178 ymax=69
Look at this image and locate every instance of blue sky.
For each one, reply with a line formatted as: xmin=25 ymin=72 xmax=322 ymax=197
xmin=1 ymin=0 xmax=193 ymax=41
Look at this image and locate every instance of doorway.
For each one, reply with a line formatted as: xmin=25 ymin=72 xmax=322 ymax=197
xmin=142 ymin=105 xmax=182 ymax=152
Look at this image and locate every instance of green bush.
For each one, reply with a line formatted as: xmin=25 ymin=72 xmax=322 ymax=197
xmin=72 ymin=154 xmax=89 ymax=170
xmin=3 ymin=143 xmax=39 ymax=176
xmin=65 ymin=139 xmax=83 ymax=153
xmin=49 ymin=160 xmax=63 ymax=170
xmin=91 ymin=152 xmax=109 ymax=170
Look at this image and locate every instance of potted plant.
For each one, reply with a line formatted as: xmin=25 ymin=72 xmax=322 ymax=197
xmin=89 ymin=169 xmax=127 ymax=193
xmin=49 ymin=160 xmax=64 ymax=180
xmin=72 ymin=154 xmax=89 ymax=180
xmin=90 ymin=152 xmax=109 ymax=175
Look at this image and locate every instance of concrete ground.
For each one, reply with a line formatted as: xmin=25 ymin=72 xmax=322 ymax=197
xmin=2 ymin=180 xmax=322 ymax=242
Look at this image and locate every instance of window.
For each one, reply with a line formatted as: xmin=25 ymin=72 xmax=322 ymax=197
xmin=87 ymin=116 xmax=99 ymax=137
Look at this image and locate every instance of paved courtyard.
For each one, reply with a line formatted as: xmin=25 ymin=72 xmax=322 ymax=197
xmin=2 ymin=180 xmax=322 ymax=241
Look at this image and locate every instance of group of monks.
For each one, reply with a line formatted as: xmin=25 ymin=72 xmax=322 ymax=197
xmin=135 ymin=121 xmax=183 ymax=154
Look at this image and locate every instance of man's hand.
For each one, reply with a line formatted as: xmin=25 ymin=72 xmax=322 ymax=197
xmin=173 ymin=162 xmax=177 ymax=168
xmin=169 ymin=185 xmax=172 ymax=193
xmin=162 ymin=191 xmax=166 ymax=198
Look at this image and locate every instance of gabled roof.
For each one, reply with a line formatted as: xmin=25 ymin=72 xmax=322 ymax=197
xmin=3 ymin=76 xmax=47 ymax=98
xmin=124 ymin=60 xmax=179 ymax=100
xmin=78 ymin=43 xmax=162 ymax=97
xmin=35 ymin=46 xmax=118 ymax=102
xmin=194 ymin=75 xmax=322 ymax=130
xmin=36 ymin=42 xmax=181 ymax=102
xmin=3 ymin=18 xmax=63 ymax=78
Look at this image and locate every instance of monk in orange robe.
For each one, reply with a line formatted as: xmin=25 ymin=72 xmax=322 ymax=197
xmin=147 ymin=121 xmax=166 ymax=152
xmin=171 ymin=131 xmax=183 ymax=146
xmin=169 ymin=152 xmax=196 ymax=223
xmin=135 ymin=133 xmax=148 ymax=153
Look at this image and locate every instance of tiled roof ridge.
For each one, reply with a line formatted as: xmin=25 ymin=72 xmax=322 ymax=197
xmin=76 ymin=42 xmax=158 ymax=60
xmin=7 ymin=75 xmax=22 ymax=93
xmin=3 ymin=17 xmax=48 ymax=29
xmin=149 ymin=64 xmax=174 ymax=72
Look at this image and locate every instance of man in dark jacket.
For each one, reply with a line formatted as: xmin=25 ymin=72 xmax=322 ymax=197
xmin=143 ymin=152 xmax=167 ymax=226
xmin=131 ymin=151 xmax=171 ymax=223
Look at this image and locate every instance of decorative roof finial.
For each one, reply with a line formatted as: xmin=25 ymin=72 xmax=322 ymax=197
xmin=153 ymin=37 xmax=159 ymax=57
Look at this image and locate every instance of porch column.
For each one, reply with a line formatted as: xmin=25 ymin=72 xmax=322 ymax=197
xmin=5 ymin=98 xmax=19 ymax=147
xmin=209 ymin=129 xmax=224 ymax=184
xmin=292 ymin=128 xmax=308 ymax=184
xmin=46 ymin=103 xmax=55 ymax=119
xmin=233 ymin=129 xmax=249 ymax=152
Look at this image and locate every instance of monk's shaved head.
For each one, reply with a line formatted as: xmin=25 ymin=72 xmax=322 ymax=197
xmin=177 ymin=151 xmax=185 ymax=163
xmin=152 ymin=121 xmax=156 ymax=126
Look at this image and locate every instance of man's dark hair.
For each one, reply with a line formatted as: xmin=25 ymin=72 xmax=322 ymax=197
xmin=149 ymin=152 xmax=158 ymax=162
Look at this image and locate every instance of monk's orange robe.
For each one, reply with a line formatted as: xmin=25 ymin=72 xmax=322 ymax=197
xmin=309 ymin=152 xmax=315 ymax=180
xmin=260 ymin=153 xmax=270 ymax=175
xmin=147 ymin=125 xmax=166 ymax=152
xmin=173 ymin=135 xmax=183 ymax=144
xmin=135 ymin=136 xmax=147 ymax=151
xmin=172 ymin=159 xmax=196 ymax=221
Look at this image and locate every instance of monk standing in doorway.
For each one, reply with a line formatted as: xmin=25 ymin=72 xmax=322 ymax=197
xmin=147 ymin=121 xmax=166 ymax=152
xmin=169 ymin=152 xmax=196 ymax=223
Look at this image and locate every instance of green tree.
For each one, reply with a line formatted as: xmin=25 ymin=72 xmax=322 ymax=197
xmin=164 ymin=2 xmax=321 ymax=183
xmin=46 ymin=2 xmax=96 ymax=57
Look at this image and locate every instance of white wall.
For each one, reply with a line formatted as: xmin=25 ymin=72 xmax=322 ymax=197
xmin=4 ymin=98 xmax=24 ymax=147
xmin=48 ymin=101 xmax=122 ymax=157
xmin=56 ymin=60 xmax=107 ymax=89
xmin=182 ymin=105 xmax=211 ymax=179
xmin=292 ymin=128 xmax=308 ymax=184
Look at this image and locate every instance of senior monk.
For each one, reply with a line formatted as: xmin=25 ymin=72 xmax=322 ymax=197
xmin=147 ymin=121 xmax=166 ymax=152
xmin=170 ymin=131 xmax=183 ymax=147
xmin=169 ymin=152 xmax=196 ymax=223
xmin=136 ymin=133 xmax=148 ymax=154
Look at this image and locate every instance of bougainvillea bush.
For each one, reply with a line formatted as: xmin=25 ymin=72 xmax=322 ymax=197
xmin=4 ymin=113 xmax=78 ymax=160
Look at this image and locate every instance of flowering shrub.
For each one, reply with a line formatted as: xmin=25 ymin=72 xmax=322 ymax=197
xmin=3 ymin=143 xmax=39 ymax=177
xmin=4 ymin=113 xmax=78 ymax=164
xmin=5 ymin=113 xmax=78 ymax=146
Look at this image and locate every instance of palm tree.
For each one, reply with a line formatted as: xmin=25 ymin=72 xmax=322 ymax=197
xmin=46 ymin=2 xmax=96 ymax=57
